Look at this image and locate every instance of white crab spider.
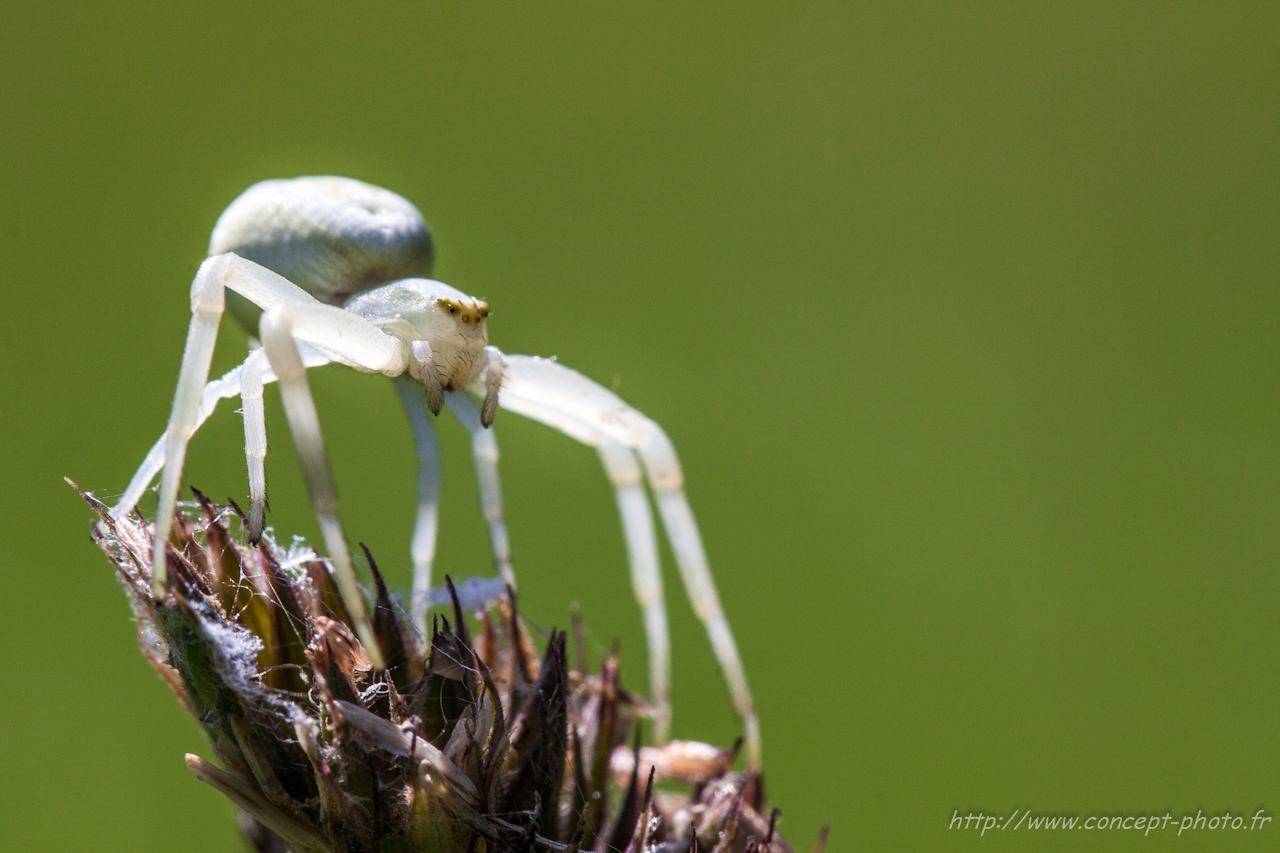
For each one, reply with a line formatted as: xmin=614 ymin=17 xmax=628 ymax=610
xmin=110 ymin=177 xmax=759 ymax=769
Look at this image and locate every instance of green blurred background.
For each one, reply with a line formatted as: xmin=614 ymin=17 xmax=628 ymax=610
xmin=1 ymin=2 xmax=1277 ymax=850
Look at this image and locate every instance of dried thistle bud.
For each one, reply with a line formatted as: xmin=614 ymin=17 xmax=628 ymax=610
xmin=73 ymin=482 xmax=814 ymax=852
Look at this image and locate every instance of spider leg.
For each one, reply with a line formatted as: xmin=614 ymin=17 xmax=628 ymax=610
xmin=444 ymin=391 xmax=516 ymax=588
xmin=394 ymin=374 xmax=442 ymax=635
xmin=151 ymin=252 xmax=403 ymax=666
xmin=598 ymin=438 xmax=671 ymax=744
xmin=111 ymin=343 xmax=331 ymax=521
xmin=392 ymin=380 xmax=516 ymax=635
xmin=148 ymin=253 xmax=324 ymax=593
xmin=258 ymin=300 xmax=408 ymax=668
xmin=115 ymin=358 xmax=247 ymax=520
xmin=240 ymin=347 xmax=269 ymax=541
xmin=487 ymin=352 xmax=760 ymax=768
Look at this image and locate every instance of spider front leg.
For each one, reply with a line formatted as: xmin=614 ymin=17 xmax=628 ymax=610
xmin=151 ymin=252 xmax=403 ymax=666
xmin=487 ymin=352 xmax=761 ymax=769
xmin=150 ymin=254 xmax=319 ymax=596
xmin=258 ymin=301 xmax=409 ymax=667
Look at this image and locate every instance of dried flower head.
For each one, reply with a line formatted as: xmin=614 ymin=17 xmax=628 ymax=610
xmin=74 ymin=482 xmax=819 ymax=853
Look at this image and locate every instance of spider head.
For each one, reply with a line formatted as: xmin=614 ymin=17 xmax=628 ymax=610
xmin=345 ymin=279 xmax=490 ymax=389
xmin=435 ymin=297 xmax=490 ymax=328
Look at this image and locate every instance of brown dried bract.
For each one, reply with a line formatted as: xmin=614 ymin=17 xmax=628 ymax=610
xmin=74 ymin=482 xmax=808 ymax=853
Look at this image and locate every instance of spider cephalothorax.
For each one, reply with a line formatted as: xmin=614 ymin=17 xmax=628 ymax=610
xmin=346 ymin=278 xmax=501 ymax=419
xmin=111 ymin=176 xmax=762 ymax=769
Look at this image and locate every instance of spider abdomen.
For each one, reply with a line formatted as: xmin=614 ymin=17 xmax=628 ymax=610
xmin=210 ymin=176 xmax=434 ymax=332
